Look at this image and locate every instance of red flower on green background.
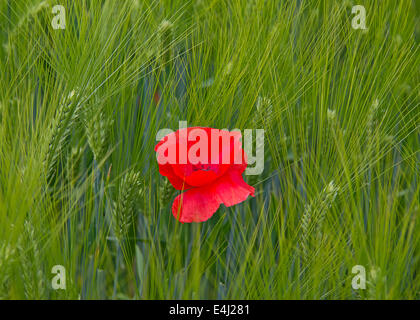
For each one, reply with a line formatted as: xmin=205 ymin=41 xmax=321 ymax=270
xmin=155 ymin=127 xmax=255 ymax=223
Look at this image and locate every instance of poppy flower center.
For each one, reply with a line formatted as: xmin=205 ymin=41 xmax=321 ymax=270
xmin=191 ymin=163 xmax=219 ymax=173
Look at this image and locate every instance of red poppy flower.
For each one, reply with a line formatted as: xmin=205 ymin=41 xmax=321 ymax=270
xmin=155 ymin=127 xmax=255 ymax=223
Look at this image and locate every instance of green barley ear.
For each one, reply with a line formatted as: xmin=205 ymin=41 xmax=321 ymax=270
xmin=112 ymin=169 xmax=143 ymax=265
xmin=67 ymin=146 xmax=82 ymax=184
xmin=159 ymin=177 xmax=176 ymax=208
xmin=45 ymin=89 xmax=81 ymax=186
xmin=85 ymin=109 xmax=113 ymax=163
xmin=253 ymin=96 xmax=273 ymax=127
xmin=327 ymin=109 xmax=337 ymax=124
xmin=18 ymin=221 xmax=45 ymax=299
xmin=299 ymin=180 xmax=339 ymax=264
xmin=367 ymin=266 xmax=384 ymax=300
xmin=158 ymin=20 xmax=174 ymax=66
xmin=299 ymin=203 xmax=312 ymax=265
xmin=112 ymin=169 xmax=143 ymax=243
xmin=364 ymin=98 xmax=381 ymax=164
xmin=315 ymin=181 xmax=339 ymax=235
xmin=367 ymin=99 xmax=380 ymax=137
xmin=0 ymin=241 xmax=15 ymax=299
xmin=326 ymin=108 xmax=338 ymax=139
xmin=366 ymin=99 xmax=380 ymax=146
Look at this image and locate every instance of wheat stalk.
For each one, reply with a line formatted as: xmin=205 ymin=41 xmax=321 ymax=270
xmin=159 ymin=177 xmax=176 ymax=208
xmin=158 ymin=20 xmax=174 ymax=67
xmin=85 ymin=108 xmax=113 ymax=163
xmin=112 ymin=169 xmax=143 ymax=243
xmin=45 ymin=90 xmax=81 ymax=186
xmin=299 ymin=181 xmax=339 ymax=264
xmin=18 ymin=221 xmax=45 ymax=299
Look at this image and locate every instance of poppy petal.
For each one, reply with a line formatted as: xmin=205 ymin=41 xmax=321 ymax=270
xmin=158 ymin=164 xmax=193 ymax=190
xmin=172 ymin=185 xmax=220 ymax=223
xmin=213 ymin=169 xmax=255 ymax=207
xmin=172 ymin=169 xmax=255 ymax=223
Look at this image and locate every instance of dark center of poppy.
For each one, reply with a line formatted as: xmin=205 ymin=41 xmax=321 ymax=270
xmin=192 ymin=163 xmax=218 ymax=173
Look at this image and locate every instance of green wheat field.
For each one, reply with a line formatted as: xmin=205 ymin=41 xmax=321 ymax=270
xmin=0 ymin=0 xmax=419 ymax=300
